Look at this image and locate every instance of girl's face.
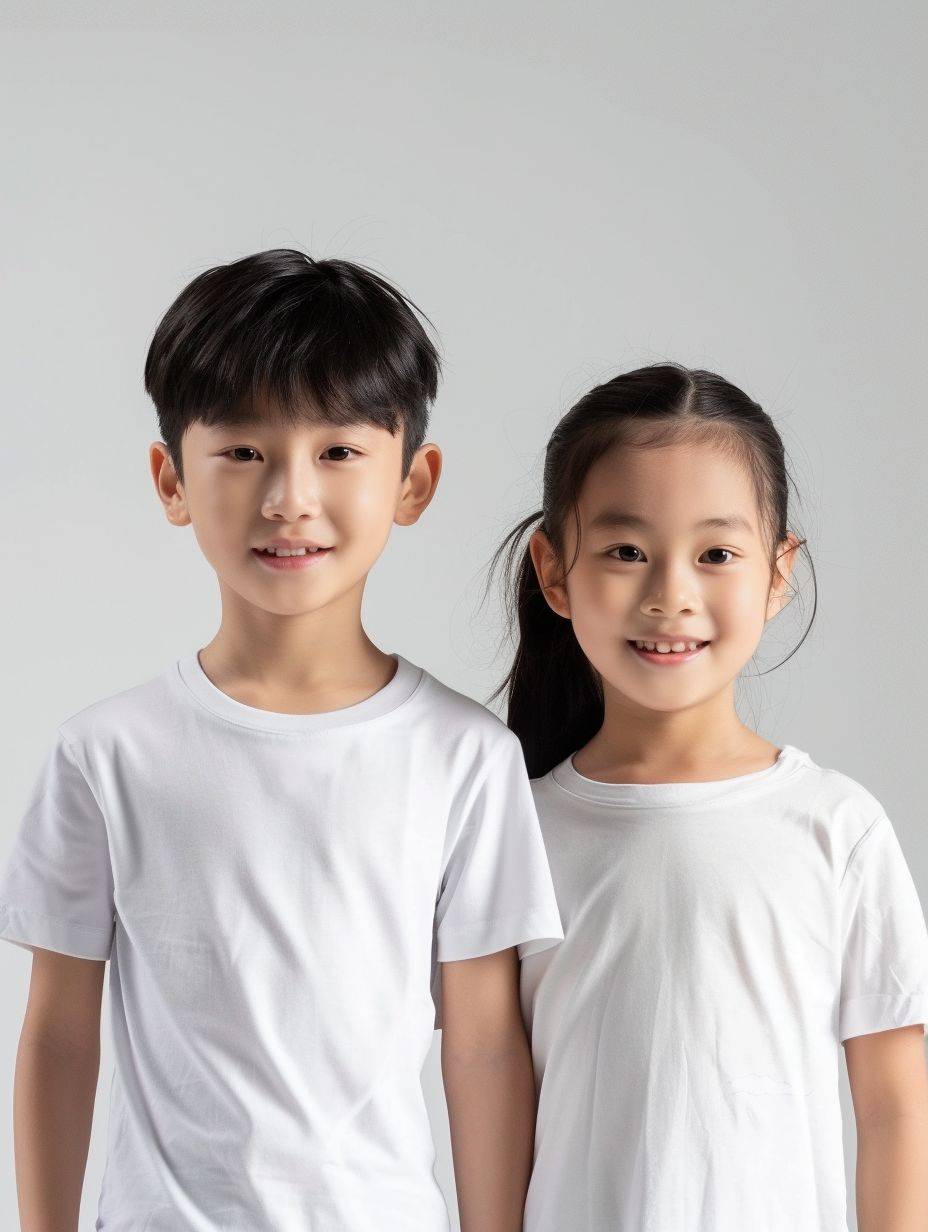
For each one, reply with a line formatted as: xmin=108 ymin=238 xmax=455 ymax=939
xmin=531 ymin=438 xmax=798 ymax=715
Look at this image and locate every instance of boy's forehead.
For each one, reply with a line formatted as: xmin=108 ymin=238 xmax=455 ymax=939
xmin=198 ymin=386 xmax=390 ymax=428
xmin=192 ymin=411 xmax=396 ymax=439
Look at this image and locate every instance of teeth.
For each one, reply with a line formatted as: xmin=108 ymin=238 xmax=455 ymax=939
xmin=633 ymin=639 xmax=705 ymax=653
xmin=261 ymin=547 xmax=318 ymax=556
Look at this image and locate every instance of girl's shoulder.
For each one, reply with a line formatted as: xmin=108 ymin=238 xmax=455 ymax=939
xmin=793 ymin=747 xmax=887 ymax=823
xmin=530 ymin=743 xmax=894 ymax=860
xmin=789 ymin=748 xmax=900 ymax=866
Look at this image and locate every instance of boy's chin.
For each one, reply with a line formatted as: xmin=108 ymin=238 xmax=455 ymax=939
xmin=221 ymin=572 xmax=367 ymax=619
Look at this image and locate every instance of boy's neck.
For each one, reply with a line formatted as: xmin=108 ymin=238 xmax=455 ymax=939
xmin=197 ymin=582 xmax=396 ymax=716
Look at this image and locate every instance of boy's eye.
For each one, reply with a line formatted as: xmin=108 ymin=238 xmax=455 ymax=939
xmin=609 ymin=544 xmax=647 ymax=563
xmin=700 ymin=548 xmax=735 ymax=564
xmin=221 ymin=446 xmax=358 ymax=462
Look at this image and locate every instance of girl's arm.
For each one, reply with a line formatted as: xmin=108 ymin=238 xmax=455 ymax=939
xmin=845 ymin=1024 xmax=928 ymax=1232
xmin=440 ymin=947 xmax=536 ymax=1232
xmin=14 ymin=948 xmax=105 ymax=1232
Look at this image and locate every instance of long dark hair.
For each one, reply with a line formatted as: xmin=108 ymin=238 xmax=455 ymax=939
xmin=489 ymin=363 xmax=817 ymax=779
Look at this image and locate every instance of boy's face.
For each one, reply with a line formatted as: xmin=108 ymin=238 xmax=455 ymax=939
xmin=150 ymin=399 xmax=441 ymax=619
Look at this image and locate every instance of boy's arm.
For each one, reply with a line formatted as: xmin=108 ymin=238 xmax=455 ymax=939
xmin=14 ymin=948 xmax=105 ymax=1232
xmin=845 ymin=1024 xmax=928 ymax=1232
xmin=440 ymin=946 xmax=535 ymax=1232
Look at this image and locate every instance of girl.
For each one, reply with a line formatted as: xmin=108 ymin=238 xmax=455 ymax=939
xmin=494 ymin=364 xmax=928 ymax=1231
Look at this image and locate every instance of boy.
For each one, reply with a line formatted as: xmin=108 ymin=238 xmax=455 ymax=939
xmin=0 ymin=249 xmax=563 ymax=1231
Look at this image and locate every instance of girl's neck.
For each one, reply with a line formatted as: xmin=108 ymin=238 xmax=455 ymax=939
xmin=573 ymin=684 xmax=780 ymax=785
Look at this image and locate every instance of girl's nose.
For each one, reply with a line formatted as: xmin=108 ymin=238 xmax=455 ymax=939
xmin=639 ymin=568 xmax=700 ymax=617
xmin=640 ymin=591 xmax=698 ymax=617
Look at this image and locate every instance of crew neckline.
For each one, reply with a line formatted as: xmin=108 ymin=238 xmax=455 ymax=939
xmin=174 ymin=650 xmax=424 ymax=733
xmin=550 ymin=744 xmax=810 ymax=809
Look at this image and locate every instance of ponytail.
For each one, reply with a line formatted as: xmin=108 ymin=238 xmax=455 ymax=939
xmin=489 ymin=513 xmax=603 ymax=779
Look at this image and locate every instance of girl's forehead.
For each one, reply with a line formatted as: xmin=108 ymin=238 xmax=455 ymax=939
xmin=579 ymin=441 xmax=761 ymax=527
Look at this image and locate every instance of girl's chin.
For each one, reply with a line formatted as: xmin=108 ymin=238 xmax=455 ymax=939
xmin=598 ymin=669 xmax=730 ymax=713
xmin=619 ymin=692 xmax=714 ymax=715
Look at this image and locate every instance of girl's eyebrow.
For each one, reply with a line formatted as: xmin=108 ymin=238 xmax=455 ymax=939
xmin=588 ymin=509 xmax=753 ymax=533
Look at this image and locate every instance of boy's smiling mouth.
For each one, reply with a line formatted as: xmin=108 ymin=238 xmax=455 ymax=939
xmin=627 ymin=638 xmax=710 ymax=664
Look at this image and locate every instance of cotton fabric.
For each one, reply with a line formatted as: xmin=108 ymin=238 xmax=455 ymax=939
xmin=0 ymin=652 xmax=563 ymax=1232
xmin=521 ymin=744 xmax=928 ymax=1232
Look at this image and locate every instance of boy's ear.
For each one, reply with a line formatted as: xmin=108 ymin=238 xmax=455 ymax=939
xmin=395 ymin=442 xmax=442 ymax=527
xmin=529 ymin=529 xmax=571 ymax=619
xmin=765 ymin=531 xmax=801 ymax=621
xmin=149 ymin=441 xmax=192 ymax=527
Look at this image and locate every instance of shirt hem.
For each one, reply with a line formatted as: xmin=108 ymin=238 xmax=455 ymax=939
xmin=436 ymin=909 xmax=564 ymax=963
xmin=0 ymin=902 xmax=114 ymax=960
xmin=839 ymin=992 xmax=928 ymax=1041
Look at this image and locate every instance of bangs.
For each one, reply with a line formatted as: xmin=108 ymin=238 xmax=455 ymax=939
xmin=145 ymin=250 xmax=441 ymax=473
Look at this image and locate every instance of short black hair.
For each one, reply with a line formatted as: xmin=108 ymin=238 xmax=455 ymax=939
xmin=144 ymin=248 xmax=441 ymax=479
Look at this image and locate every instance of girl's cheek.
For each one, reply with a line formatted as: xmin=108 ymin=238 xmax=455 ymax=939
xmin=589 ymin=566 xmax=631 ymax=606
xmin=579 ymin=586 xmax=625 ymax=634
xmin=716 ymin=589 xmax=769 ymax=650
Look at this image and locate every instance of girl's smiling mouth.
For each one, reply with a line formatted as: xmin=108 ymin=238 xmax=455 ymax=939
xmin=627 ymin=638 xmax=710 ymax=664
xmin=252 ymin=546 xmax=334 ymax=571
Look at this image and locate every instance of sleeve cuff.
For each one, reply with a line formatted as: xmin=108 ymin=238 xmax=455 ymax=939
xmin=436 ymin=907 xmax=564 ymax=964
xmin=839 ymin=992 xmax=928 ymax=1042
xmin=0 ymin=902 xmax=113 ymax=961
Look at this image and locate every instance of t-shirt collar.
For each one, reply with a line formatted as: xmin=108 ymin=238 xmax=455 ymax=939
xmin=550 ymin=744 xmax=809 ymax=809
xmin=174 ymin=650 xmax=423 ymax=734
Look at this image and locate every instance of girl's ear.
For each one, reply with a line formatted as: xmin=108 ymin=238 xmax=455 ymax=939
xmin=765 ymin=531 xmax=802 ymax=621
xmin=529 ymin=529 xmax=571 ymax=620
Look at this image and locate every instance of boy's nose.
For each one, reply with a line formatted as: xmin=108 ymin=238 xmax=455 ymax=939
xmin=260 ymin=476 xmax=324 ymax=522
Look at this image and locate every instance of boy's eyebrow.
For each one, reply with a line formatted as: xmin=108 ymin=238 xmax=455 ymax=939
xmin=205 ymin=417 xmax=265 ymax=431
xmin=587 ymin=509 xmax=754 ymax=533
xmin=205 ymin=415 xmax=383 ymax=433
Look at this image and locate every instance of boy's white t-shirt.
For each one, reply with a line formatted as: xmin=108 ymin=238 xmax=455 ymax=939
xmin=0 ymin=652 xmax=563 ymax=1232
xmin=520 ymin=744 xmax=928 ymax=1232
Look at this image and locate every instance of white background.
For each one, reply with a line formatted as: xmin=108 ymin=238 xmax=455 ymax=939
xmin=1 ymin=3 xmax=925 ymax=1227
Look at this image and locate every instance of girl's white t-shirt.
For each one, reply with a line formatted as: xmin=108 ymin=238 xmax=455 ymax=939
xmin=0 ymin=653 xmax=563 ymax=1232
xmin=521 ymin=744 xmax=928 ymax=1232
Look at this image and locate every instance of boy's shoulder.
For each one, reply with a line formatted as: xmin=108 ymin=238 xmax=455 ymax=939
xmin=51 ymin=654 xmax=521 ymax=766
xmin=54 ymin=660 xmax=176 ymax=754
xmin=413 ymin=662 xmax=521 ymax=756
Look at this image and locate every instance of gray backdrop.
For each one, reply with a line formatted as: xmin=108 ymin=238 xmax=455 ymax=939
xmin=1 ymin=3 xmax=925 ymax=1228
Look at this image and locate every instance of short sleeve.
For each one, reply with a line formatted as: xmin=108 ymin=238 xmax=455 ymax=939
xmin=434 ymin=732 xmax=563 ymax=964
xmin=0 ymin=729 xmax=115 ymax=961
xmin=839 ymin=812 xmax=928 ymax=1041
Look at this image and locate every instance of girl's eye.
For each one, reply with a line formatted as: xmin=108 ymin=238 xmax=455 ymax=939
xmin=700 ymin=548 xmax=735 ymax=564
xmin=226 ymin=447 xmax=260 ymax=462
xmin=609 ymin=544 xmax=647 ymax=563
xmin=322 ymin=446 xmax=357 ymax=461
